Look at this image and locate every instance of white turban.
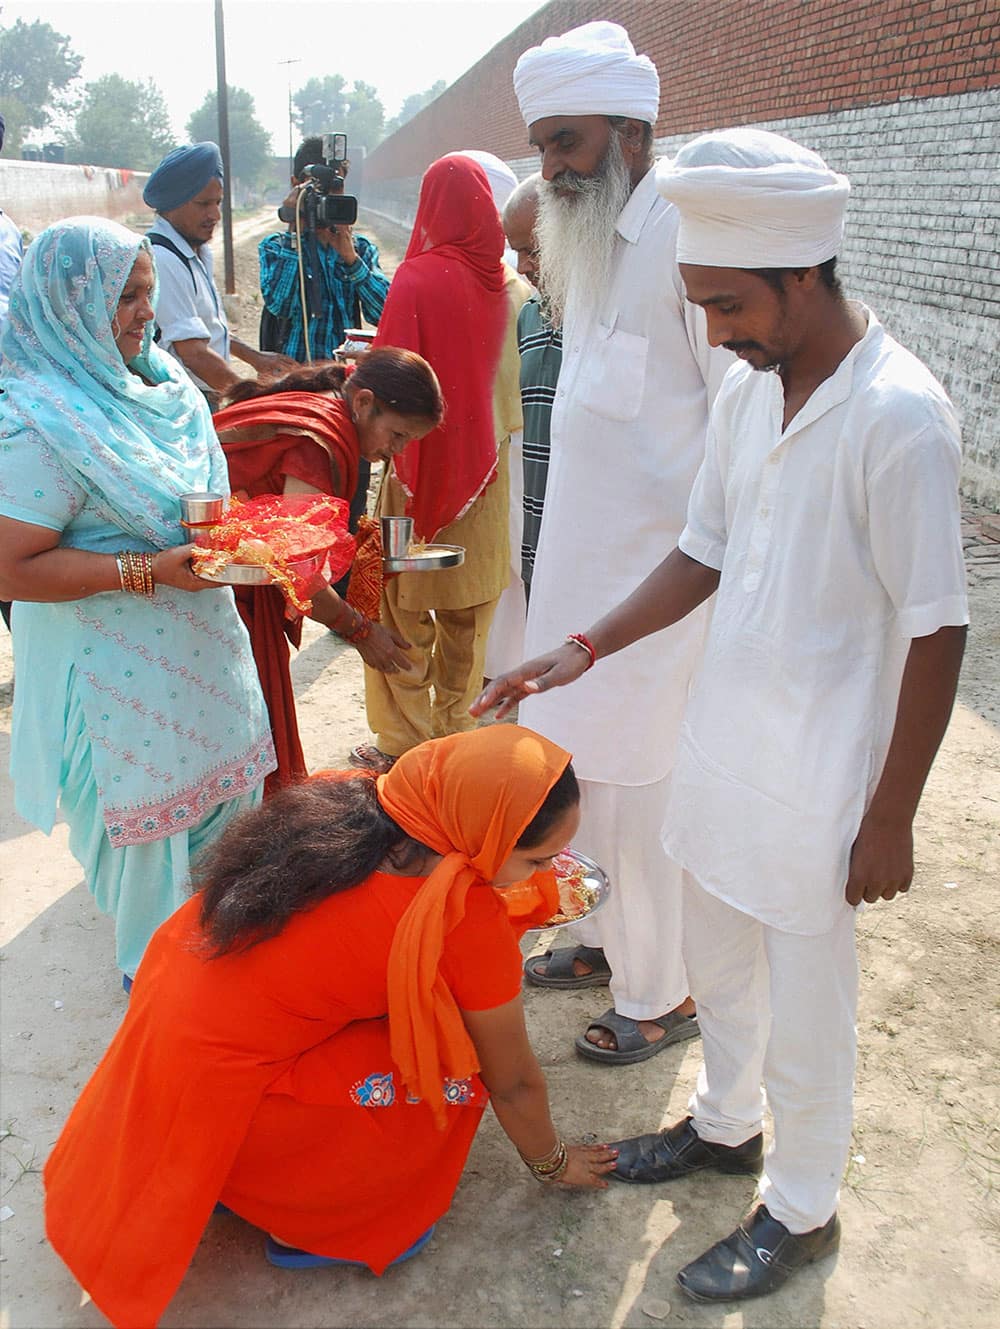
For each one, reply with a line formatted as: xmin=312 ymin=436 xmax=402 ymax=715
xmin=656 ymin=128 xmax=850 ymax=268
xmin=445 ymin=150 xmax=518 ymax=211
xmin=514 ymin=21 xmax=659 ymax=128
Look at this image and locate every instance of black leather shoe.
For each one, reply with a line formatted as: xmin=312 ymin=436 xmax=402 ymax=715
xmin=610 ymin=1116 xmax=764 ymax=1184
xmin=677 ymin=1203 xmax=840 ymax=1302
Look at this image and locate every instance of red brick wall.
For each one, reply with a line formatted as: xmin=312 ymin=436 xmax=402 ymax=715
xmin=366 ymin=0 xmax=1000 ymax=181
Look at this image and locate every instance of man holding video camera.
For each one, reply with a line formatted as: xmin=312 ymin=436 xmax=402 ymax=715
xmin=258 ymin=136 xmax=390 ymax=363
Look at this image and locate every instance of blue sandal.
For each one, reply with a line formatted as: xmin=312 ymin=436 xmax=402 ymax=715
xmin=265 ymin=1224 xmax=435 ymax=1270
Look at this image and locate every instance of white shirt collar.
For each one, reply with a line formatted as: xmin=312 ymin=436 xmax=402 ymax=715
xmin=615 ymin=162 xmax=661 ymax=246
xmin=775 ymin=305 xmax=883 ymax=442
xmin=149 ymin=214 xmax=200 ymax=260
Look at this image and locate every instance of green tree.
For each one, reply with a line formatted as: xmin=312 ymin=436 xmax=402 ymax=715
xmin=384 ymin=80 xmax=446 ymax=138
xmin=67 ymin=75 xmax=175 ymax=170
xmin=344 ymin=80 xmax=384 ymax=150
xmin=292 ymin=75 xmax=385 ymax=150
xmin=187 ymin=86 xmax=272 ymax=186
xmin=293 ymin=75 xmax=346 ymax=138
xmin=0 ymin=17 xmax=82 ymax=153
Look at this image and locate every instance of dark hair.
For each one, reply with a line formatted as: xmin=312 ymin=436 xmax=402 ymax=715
xmin=517 ymin=761 xmax=579 ymax=848
xmin=196 ymin=774 xmax=427 ymax=956
xmin=752 ymin=256 xmax=843 ymax=298
xmin=219 ymin=347 xmax=445 ymax=423
xmin=196 ymin=759 xmax=579 ymax=956
xmin=220 ymin=359 xmax=348 ymax=406
xmin=293 ymin=136 xmax=325 ymax=181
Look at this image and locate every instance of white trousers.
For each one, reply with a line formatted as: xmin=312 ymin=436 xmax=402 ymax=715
xmin=683 ymin=875 xmax=858 ymax=1233
xmin=566 ymin=777 xmax=688 ymax=1020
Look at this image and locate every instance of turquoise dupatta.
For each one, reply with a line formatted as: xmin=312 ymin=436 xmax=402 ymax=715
xmin=0 ymin=217 xmax=274 ymax=846
xmin=0 ymin=215 xmax=229 ymax=537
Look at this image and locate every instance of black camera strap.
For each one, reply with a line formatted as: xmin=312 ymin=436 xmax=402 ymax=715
xmin=148 ymin=233 xmax=197 ymax=292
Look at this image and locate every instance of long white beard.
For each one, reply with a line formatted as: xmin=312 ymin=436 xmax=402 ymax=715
xmin=534 ymin=132 xmax=634 ymax=329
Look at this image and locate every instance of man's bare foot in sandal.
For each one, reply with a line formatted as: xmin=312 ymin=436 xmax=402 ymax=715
xmin=575 ymin=999 xmax=699 ymax=1065
xmin=523 ymin=944 xmax=611 ymax=990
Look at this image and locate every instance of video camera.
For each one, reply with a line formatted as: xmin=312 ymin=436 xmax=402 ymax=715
xmin=278 ymin=132 xmax=358 ymax=230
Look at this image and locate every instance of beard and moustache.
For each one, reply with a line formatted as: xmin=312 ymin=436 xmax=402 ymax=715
xmin=534 ymin=130 xmax=634 ymax=329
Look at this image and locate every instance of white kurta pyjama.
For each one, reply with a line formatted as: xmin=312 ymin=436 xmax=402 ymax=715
xmin=521 ymin=165 xmax=731 ymax=1016
xmin=667 ymin=310 xmax=968 ymax=1230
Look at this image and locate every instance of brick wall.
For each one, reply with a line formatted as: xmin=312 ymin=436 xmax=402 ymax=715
xmin=366 ymin=0 xmax=999 ymax=181
xmin=363 ymin=0 xmax=1000 ymax=507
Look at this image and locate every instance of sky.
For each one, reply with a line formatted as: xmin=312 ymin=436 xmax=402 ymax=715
xmin=3 ymin=0 xmax=546 ymax=149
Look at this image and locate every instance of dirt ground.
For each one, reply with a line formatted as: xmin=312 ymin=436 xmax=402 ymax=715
xmin=1 ymin=213 xmax=998 ymax=1329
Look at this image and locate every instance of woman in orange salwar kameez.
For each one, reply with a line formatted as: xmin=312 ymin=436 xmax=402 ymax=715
xmin=44 ymin=726 xmax=618 ymax=1329
xmin=212 ymin=349 xmax=444 ymax=790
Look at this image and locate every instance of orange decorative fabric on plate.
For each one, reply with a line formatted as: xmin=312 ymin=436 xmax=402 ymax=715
xmin=192 ymin=493 xmax=355 ymax=613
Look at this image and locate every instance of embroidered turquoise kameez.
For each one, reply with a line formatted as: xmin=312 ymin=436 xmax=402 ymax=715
xmin=0 ymin=217 xmax=275 ymax=975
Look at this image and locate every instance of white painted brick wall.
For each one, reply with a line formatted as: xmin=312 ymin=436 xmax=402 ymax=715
xmin=365 ymin=88 xmax=1000 ymax=506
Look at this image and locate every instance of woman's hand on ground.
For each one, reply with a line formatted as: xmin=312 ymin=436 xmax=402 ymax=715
xmin=151 ymin=544 xmax=220 ymax=593
xmin=470 ymin=644 xmax=591 ymax=720
xmin=554 ymin=1143 xmax=620 ymax=1189
xmin=354 ymin=623 xmax=414 ymax=673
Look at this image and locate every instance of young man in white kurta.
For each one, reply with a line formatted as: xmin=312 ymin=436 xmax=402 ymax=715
xmin=668 ymin=305 xmax=968 ymax=1233
xmin=511 ymin=20 xmax=730 ymax=1057
xmin=474 ymin=127 xmax=968 ymax=1301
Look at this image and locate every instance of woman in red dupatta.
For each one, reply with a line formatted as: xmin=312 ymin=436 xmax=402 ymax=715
xmin=44 ymin=726 xmax=618 ymax=1329
xmin=212 ymin=350 xmax=443 ymax=789
xmin=356 ymin=156 xmax=525 ymax=772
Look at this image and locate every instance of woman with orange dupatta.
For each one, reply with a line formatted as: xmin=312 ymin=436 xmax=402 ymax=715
xmin=44 ymin=726 xmax=618 ymax=1328
xmin=212 ymin=349 xmax=444 ymax=789
xmin=355 ymin=155 xmax=530 ymax=772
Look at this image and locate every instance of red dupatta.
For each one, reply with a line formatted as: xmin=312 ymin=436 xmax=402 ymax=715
xmin=212 ymin=392 xmax=360 ymax=504
xmin=373 ymin=156 xmax=507 ymax=541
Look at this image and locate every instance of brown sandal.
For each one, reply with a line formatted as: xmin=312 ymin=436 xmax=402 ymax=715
xmin=348 ymin=744 xmax=397 ymax=773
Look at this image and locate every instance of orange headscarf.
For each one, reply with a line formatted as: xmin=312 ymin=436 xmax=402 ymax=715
xmin=377 ymin=726 xmax=571 ymax=1124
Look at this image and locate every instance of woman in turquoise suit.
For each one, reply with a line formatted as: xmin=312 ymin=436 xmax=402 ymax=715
xmin=0 ymin=217 xmax=275 ymax=985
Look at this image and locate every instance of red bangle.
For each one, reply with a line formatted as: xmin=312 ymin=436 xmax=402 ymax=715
xmin=565 ymin=633 xmax=597 ymax=670
xmin=343 ymin=613 xmax=373 ymax=644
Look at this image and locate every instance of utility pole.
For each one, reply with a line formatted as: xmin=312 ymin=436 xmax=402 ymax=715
xmin=214 ymin=0 xmax=235 ymax=294
xmin=278 ymin=58 xmax=302 ymax=180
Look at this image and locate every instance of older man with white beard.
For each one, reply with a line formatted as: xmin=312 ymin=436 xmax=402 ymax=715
xmin=496 ymin=22 xmax=731 ymax=1063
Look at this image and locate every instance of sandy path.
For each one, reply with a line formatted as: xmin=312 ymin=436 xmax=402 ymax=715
xmin=1 ymin=218 xmax=997 ymax=1329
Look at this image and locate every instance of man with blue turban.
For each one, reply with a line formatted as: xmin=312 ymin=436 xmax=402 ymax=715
xmin=144 ymin=142 xmax=293 ymax=401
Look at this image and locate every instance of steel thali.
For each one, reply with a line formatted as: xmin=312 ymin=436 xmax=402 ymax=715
xmin=382 ymin=544 xmax=465 ymax=574
xmin=527 ymin=850 xmax=611 ymax=933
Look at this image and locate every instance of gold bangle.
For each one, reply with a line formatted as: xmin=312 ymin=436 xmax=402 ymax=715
xmin=518 ymin=1139 xmax=562 ymax=1167
xmin=118 ymin=550 xmax=155 ymax=596
xmin=523 ymin=1139 xmax=568 ymax=1179
xmin=539 ymin=1146 xmax=570 ymax=1182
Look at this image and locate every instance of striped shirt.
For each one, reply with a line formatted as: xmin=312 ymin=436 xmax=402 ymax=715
xmin=517 ymin=296 xmax=563 ymax=589
xmin=258 ymin=231 xmax=389 ymax=362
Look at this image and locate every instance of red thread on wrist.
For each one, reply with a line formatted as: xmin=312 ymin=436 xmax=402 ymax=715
xmin=565 ymin=633 xmax=597 ymax=670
